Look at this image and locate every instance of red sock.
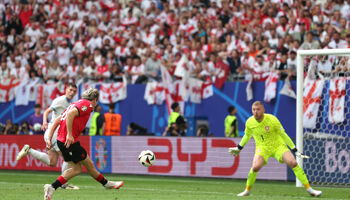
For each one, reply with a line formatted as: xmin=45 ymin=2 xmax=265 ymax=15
xmin=52 ymin=176 xmax=67 ymax=189
xmin=95 ymin=173 xmax=108 ymax=186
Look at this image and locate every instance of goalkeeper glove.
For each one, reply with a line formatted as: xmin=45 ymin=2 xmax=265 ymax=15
xmin=292 ymin=148 xmax=310 ymax=159
xmin=228 ymin=145 xmax=243 ymax=156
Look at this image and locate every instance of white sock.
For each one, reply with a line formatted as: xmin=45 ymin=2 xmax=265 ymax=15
xmin=28 ymin=149 xmax=50 ymax=165
xmin=61 ymin=161 xmax=70 ymax=174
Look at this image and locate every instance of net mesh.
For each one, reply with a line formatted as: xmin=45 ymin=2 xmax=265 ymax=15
xmin=302 ymin=55 xmax=350 ymax=186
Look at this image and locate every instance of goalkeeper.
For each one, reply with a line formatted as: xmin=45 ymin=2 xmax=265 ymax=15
xmin=229 ymin=101 xmax=322 ymax=197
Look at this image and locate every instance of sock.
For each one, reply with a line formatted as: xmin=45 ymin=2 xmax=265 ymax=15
xmin=61 ymin=162 xmax=70 ymax=175
xmin=52 ymin=176 xmax=67 ymax=190
xmin=292 ymin=165 xmax=310 ymax=188
xmin=95 ymin=173 xmax=108 ymax=186
xmin=28 ymin=149 xmax=50 ymax=165
xmin=246 ymin=169 xmax=258 ymax=191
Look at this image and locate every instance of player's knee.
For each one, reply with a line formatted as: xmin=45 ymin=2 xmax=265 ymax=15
xmin=251 ymin=166 xmax=261 ymax=172
xmin=49 ymin=160 xmax=57 ymax=167
xmin=290 ymin=160 xmax=298 ymax=168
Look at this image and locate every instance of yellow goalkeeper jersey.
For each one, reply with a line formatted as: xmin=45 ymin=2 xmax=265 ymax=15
xmin=239 ymin=114 xmax=295 ymax=149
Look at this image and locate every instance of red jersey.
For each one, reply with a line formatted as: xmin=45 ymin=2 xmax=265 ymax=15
xmin=57 ymin=99 xmax=94 ymax=143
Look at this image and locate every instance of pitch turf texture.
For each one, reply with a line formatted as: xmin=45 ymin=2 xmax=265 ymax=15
xmin=0 ymin=171 xmax=349 ymax=200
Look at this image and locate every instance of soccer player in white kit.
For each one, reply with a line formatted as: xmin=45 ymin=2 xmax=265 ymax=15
xmin=16 ymin=83 xmax=79 ymax=189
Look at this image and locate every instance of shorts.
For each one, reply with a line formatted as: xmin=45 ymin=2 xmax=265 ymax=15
xmin=44 ymin=123 xmax=60 ymax=152
xmin=57 ymin=140 xmax=87 ymax=163
xmin=255 ymin=145 xmax=290 ymax=165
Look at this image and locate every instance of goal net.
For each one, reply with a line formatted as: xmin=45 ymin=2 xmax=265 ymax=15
xmin=296 ymin=49 xmax=350 ymax=187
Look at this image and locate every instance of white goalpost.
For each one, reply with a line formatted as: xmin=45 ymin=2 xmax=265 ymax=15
xmin=296 ymin=48 xmax=350 ymax=187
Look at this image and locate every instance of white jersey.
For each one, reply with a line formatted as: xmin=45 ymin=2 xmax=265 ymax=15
xmin=50 ymin=95 xmax=71 ymax=122
xmin=45 ymin=95 xmax=71 ymax=152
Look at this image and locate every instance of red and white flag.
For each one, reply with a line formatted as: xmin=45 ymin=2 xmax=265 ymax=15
xmin=303 ymin=78 xmax=325 ymax=129
xmin=0 ymin=78 xmax=20 ymax=103
xmin=264 ymin=72 xmax=279 ymax=102
xmin=188 ymin=77 xmax=203 ymax=103
xmin=214 ymin=59 xmax=229 ymax=89
xmin=201 ymin=79 xmax=213 ymax=99
xmin=99 ymin=78 xmax=127 ymax=104
xmin=161 ymin=66 xmax=185 ymax=114
xmin=15 ymin=78 xmax=40 ymax=106
xmin=280 ymin=77 xmax=296 ymax=99
xmin=144 ymin=81 xmax=165 ymax=105
xmin=328 ymin=77 xmax=346 ymax=124
xmin=36 ymin=83 xmax=57 ymax=110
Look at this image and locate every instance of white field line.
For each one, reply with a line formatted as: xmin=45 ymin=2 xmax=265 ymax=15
xmin=0 ymin=181 xmax=347 ymax=200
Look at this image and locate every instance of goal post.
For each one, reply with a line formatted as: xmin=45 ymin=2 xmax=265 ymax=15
xmin=296 ymin=48 xmax=350 ymax=187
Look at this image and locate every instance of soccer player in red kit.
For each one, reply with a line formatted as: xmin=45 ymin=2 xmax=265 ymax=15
xmin=44 ymin=88 xmax=123 ymax=200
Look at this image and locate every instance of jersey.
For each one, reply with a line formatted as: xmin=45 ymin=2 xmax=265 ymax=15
xmin=57 ymin=99 xmax=94 ymax=143
xmin=50 ymin=95 xmax=71 ymax=122
xmin=240 ymin=114 xmax=295 ymax=149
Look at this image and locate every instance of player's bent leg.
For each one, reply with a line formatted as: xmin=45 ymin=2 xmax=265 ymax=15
xmin=80 ymin=156 xmax=124 ymax=190
xmin=47 ymin=149 xmax=59 ymax=167
xmin=61 ymin=162 xmax=82 ymax=181
xmin=60 ymin=162 xmax=80 ymax=190
xmin=16 ymin=145 xmax=30 ymax=161
xmin=281 ymin=151 xmax=298 ymax=168
xmin=282 ymin=151 xmax=322 ymax=197
xmin=237 ymin=155 xmax=265 ymax=197
xmin=44 ymin=184 xmax=55 ymax=200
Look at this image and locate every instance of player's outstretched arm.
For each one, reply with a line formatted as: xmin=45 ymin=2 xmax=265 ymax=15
xmin=228 ymin=133 xmax=251 ymax=156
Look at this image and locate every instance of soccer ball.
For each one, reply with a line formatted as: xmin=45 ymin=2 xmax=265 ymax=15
xmin=33 ymin=123 xmax=42 ymax=131
xmin=138 ymin=150 xmax=156 ymax=167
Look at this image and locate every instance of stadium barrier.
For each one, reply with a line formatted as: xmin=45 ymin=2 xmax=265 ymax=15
xmin=0 ymin=135 xmax=288 ymax=181
xmin=0 ymin=81 xmax=298 ymax=138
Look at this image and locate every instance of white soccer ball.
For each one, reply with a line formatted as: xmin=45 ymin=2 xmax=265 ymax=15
xmin=138 ymin=150 xmax=156 ymax=167
xmin=33 ymin=123 xmax=42 ymax=131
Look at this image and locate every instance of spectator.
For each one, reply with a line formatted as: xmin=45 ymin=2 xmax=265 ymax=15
xmin=196 ymin=124 xmax=209 ymax=137
xmin=144 ymin=52 xmax=161 ymax=82
xmin=127 ymin=122 xmax=148 ymax=136
xmin=89 ymin=104 xmax=104 ymax=136
xmin=17 ymin=121 xmax=30 ymax=135
xmin=226 ymin=49 xmax=241 ymax=78
xmin=103 ymin=104 xmax=122 ymax=136
xmin=300 ymin=32 xmax=320 ymax=50
xmin=28 ymin=104 xmax=44 ymax=135
xmin=162 ymin=102 xmax=187 ymax=137
xmin=4 ymin=119 xmax=18 ymax=135
xmin=224 ymin=106 xmax=239 ymax=138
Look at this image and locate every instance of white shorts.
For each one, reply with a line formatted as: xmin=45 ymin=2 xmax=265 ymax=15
xmin=44 ymin=123 xmax=60 ymax=152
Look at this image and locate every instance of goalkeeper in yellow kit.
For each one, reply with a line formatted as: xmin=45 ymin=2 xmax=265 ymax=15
xmin=229 ymin=101 xmax=322 ymax=197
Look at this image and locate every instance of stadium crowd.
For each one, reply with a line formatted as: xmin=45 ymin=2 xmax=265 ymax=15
xmin=1 ymin=0 xmax=350 ymax=135
xmin=0 ymin=0 xmax=350 ymax=85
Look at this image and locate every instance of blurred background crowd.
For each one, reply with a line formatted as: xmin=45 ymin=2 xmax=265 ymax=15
xmin=0 ymin=0 xmax=349 ymax=85
xmin=1 ymin=0 xmax=350 ymax=135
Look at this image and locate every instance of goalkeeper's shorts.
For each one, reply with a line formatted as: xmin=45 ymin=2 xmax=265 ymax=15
xmin=255 ymin=145 xmax=290 ymax=165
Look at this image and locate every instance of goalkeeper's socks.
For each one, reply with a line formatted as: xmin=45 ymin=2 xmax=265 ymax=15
xmin=246 ymin=169 xmax=258 ymax=189
xmin=28 ymin=148 xmax=50 ymax=165
xmin=95 ymin=173 xmax=108 ymax=186
xmin=292 ymin=165 xmax=309 ymax=186
xmin=52 ymin=176 xmax=67 ymax=190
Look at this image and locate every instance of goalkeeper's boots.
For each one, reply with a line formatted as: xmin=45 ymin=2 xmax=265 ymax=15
xmin=16 ymin=144 xmax=30 ymax=161
xmin=44 ymin=184 xmax=54 ymax=200
xmin=104 ymin=181 xmax=124 ymax=189
xmin=237 ymin=189 xmax=250 ymax=196
xmin=61 ymin=183 xmax=80 ymax=190
xmin=307 ymin=188 xmax=322 ymax=197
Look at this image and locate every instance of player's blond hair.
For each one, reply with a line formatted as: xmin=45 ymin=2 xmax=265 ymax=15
xmin=82 ymin=88 xmax=99 ymax=101
xmin=252 ymin=101 xmax=264 ymax=107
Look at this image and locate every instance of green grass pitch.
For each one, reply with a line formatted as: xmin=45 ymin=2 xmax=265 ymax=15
xmin=0 ymin=170 xmax=349 ymax=200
